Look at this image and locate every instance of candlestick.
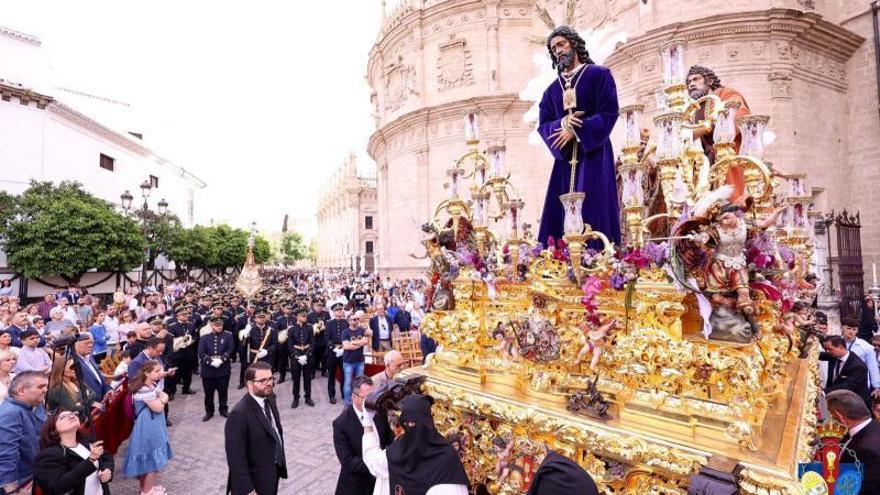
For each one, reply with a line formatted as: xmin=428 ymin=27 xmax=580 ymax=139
xmin=465 ymin=112 xmax=479 ymax=142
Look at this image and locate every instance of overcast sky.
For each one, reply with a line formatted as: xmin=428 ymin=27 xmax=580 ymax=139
xmin=2 ymin=1 xmax=385 ymax=236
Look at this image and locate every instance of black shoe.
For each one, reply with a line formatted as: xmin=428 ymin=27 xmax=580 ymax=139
xmin=321 ymin=371 xmax=327 ymax=377
xmin=329 ymin=397 xmax=337 ymax=404
xmin=193 ymin=369 xmax=199 ymax=375
xmin=237 ymin=384 xmax=245 ymax=390
xmin=168 ymin=394 xmax=175 ymax=401
xmin=166 ymin=419 xmax=173 ymax=427
xmin=202 ymin=414 xmax=213 ymax=422
xmin=182 ymin=389 xmax=197 ymax=395
xmin=305 ymin=398 xmax=315 ymax=407
xmin=278 ymin=377 xmax=286 ymax=384
xmin=291 ymin=399 xmax=299 ymax=409
xmin=219 ymin=411 xmax=228 ymax=418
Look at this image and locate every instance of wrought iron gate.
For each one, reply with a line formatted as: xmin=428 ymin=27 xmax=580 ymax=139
xmin=834 ymin=210 xmax=863 ymax=325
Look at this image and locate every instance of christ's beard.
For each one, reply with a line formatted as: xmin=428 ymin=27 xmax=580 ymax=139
xmin=689 ymin=86 xmax=709 ymax=99
xmin=558 ymin=51 xmax=575 ymax=71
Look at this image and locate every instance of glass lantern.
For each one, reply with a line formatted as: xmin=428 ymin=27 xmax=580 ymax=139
xmin=713 ymin=100 xmax=740 ymax=144
xmin=738 ymin=115 xmax=770 ymax=159
xmin=488 ymin=145 xmax=506 ymax=178
xmin=788 ymin=174 xmax=807 ymax=197
xmin=464 ymin=112 xmax=479 ymax=141
xmin=659 ymin=40 xmax=686 ymax=88
xmin=447 ymin=168 xmax=462 ymax=198
xmin=560 ymin=192 xmax=585 ymax=235
xmin=620 ymin=104 xmax=645 ymax=149
xmin=472 ymin=191 xmax=488 ymax=228
xmin=506 ymin=199 xmax=525 ymax=240
xmin=654 ymin=112 xmax=684 ymax=161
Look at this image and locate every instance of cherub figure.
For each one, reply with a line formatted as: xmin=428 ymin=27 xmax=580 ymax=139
xmin=575 ymin=317 xmax=618 ymax=369
xmin=492 ymin=322 xmax=518 ymax=361
xmin=493 ymin=435 xmax=515 ymax=483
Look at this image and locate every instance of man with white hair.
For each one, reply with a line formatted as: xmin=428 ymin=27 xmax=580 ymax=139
xmin=371 ymin=350 xmax=405 ymax=388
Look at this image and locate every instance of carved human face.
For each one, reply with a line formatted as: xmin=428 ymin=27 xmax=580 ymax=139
xmin=550 ymin=36 xmax=577 ymax=70
xmin=718 ymin=211 xmax=740 ymax=229
xmin=687 ymin=73 xmax=709 ymax=99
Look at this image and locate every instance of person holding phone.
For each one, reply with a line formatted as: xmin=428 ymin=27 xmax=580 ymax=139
xmin=33 ymin=410 xmax=113 ymax=495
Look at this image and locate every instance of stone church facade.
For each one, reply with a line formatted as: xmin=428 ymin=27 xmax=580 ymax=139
xmin=367 ymin=0 xmax=879 ymax=280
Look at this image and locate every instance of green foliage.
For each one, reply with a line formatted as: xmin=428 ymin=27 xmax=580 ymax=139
xmin=164 ymin=224 xmax=219 ymax=271
xmin=253 ymin=236 xmax=272 ymax=264
xmin=3 ymin=181 xmax=145 ymax=283
xmin=279 ymin=232 xmax=308 ymax=264
xmin=212 ymin=224 xmax=248 ymax=268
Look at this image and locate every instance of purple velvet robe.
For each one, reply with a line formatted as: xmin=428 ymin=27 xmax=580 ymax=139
xmin=536 ymin=64 xmax=621 ymax=247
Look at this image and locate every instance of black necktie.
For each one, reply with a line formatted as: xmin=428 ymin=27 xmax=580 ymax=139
xmin=835 ymin=359 xmax=843 ymax=382
xmin=263 ymin=400 xmax=285 ymax=467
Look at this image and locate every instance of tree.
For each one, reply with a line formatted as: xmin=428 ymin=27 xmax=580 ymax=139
xmin=253 ymin=236 xmax=272 ymax=264
xmin=279 ymin=232 xmax=308 ymax=265
xmin=163 ymin=225 xmax=219 ymax=275
xmin=212 ymin=225 xmax=248 ymax=269
xmin=3 ymin=181 xmax=145 ymax=284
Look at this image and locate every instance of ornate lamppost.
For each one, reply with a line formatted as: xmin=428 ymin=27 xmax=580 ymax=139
xmin=121 ymin=180 xmax=169 ymax=287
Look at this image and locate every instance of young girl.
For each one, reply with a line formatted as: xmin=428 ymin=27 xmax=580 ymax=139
xmin=123 ymin=360 xmax=173 ymax=495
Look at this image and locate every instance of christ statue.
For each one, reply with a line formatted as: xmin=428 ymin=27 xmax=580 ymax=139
xmin=536 ymin=26 xmax=621 ymax=246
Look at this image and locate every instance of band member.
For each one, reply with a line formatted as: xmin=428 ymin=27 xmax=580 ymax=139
xmin=325 ymin=300 xmax=348 ymax=405
xmin=247 ymin=308 xmax=277 ymax=367
xmin=167 ymin=306 xmax=198 ymax=396
xmin=273 ymin=305 xmax=294 ymax=384
xmin=288 ymin=307 xmax=315 ymax=408
xmin=308 ymin=299 xmax=330 ymax=379
xmin=198 ymin=315 xmax=233 ymax=421
xmin=235 ymin=305 xmax=254 ymax=389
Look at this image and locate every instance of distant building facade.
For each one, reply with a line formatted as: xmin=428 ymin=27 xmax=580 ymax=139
xmin=315 ymin=153 xmax=379 ymax=272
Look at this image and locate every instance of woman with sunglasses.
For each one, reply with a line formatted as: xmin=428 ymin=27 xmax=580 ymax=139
xmin=33 ymin=410 xmax=113 ymax=495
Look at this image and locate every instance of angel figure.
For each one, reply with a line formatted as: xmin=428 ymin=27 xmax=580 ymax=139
xmin=575 ymin=317 xmax=618 ymax=369
xmin=492 ymin=322 xmax=518 ymax=362
xmin=493 ymin=436 xmax=515 ymax=483
xmin=674 ymin=186 xmax=786 ymax=316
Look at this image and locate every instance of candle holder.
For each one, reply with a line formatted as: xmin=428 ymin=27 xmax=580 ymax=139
xmin=659 ymin=40 xmax=688 ymax=111
xmin=738 ymin=115 xmax=770 ymax=160
xmin=560 ymin=192 xmax=586 ymax=236
xmin=464 ymin=111 xmax=480 ymax=143
xmin=712 ymin=100 xmax=741 ymax=160
xmin=653 ymin=111 xmax=685 ymax=161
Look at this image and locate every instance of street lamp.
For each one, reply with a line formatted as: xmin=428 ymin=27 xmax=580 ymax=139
xmin=120 ymin=179 xmax=168 ymax=289
xmin=120 ymin=190 xmax=133 ymax=211
xmin=140 ymin=180 xmax=152 ymax=199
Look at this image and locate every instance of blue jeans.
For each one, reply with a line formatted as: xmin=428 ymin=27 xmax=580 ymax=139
xmin=342 ymin=361 xmax=365 ymax=405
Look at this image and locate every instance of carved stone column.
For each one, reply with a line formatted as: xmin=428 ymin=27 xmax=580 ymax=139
xmin=813 ymin=215 xmax=841 ymax=332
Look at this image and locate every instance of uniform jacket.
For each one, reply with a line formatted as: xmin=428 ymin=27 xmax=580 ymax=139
xmin=198 ymin=331 xmax=234 ymax=378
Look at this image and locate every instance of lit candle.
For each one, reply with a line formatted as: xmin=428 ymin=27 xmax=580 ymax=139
xmin=489 ymin=146 xmax=505 ymax=178
xmin=659 ymin=40 xmax=687 ymax=87
xmin=873 ymin=262 xmax=877 ymax=285
xmin=620 ymin=105 xmax=645 ymax=149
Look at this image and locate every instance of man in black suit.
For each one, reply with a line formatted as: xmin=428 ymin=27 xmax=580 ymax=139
xmin=225 ymin=362 xmax=287 ymax=495
xmin=369 ymin=304 xmax=394 ymax=352
xmin=826 ymin=389 xmax=880 ymax=495
xmin=822 ymin=336 xmax=870 ymax=405
xmin=332 ymin=375 xmax=392 ymax=495
xmin=198 ymin=315 xmax=234 ymax=421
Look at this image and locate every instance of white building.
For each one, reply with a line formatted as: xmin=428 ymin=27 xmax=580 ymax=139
xmin=0 ymin=25 xmax=205 ymax=226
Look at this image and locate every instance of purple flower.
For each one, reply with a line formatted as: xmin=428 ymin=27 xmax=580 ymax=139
xmin=609 ymin=272 xmax=627 ymax=290
xmin=623 ymin=249 xmax=651 ymax=269
xmin=642 ymin=241 xmax=669 ymax=267
xmin=778 ymin=245 xmax=795 ymax=268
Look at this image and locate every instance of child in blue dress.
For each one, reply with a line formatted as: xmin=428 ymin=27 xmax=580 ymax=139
xmin=123 ymin=360 xmax=173 ymax=495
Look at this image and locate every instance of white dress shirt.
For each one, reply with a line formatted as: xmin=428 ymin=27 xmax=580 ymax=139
xmin=845 ymin=337 xmax=880 ymax=389
xmin=361 ymin=413 xmax=467 ymax=495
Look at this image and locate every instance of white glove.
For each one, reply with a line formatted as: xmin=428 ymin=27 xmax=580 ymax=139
xmin=297 ymin=355 xmax=308 ymax=366
xmin=210 ymin=358 xmax=223 ymax=368
xmin=360 ymin=408 xmax=376 ymax=427
xmin=334 ymin=348 xmax=344 ymax=358
xmin=256 ymin=349 xmax=268 ymax=359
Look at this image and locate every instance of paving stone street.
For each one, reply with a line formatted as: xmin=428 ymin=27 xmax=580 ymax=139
xmin=113 ymin=364 xmax=343 ymax=495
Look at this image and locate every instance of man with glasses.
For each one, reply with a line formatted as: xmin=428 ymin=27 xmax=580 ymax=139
xmin=341 ymin=311 xmax=372 ymax=405
xmin=332 ymin=375 xmax=391 ymax=495
xmin=225 ymin=362 xmax=287 ymax=495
